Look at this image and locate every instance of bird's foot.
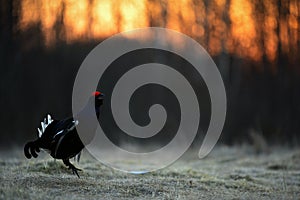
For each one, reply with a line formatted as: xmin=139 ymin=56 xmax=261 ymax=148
xmin=68 ymin=165 xmax=82 ymax=178
xmin=63 ymin=159 xmax=82 ymax=178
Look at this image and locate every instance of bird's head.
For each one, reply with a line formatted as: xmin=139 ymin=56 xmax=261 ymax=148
xmin=92 ymin=91 xmax=105 ymax=107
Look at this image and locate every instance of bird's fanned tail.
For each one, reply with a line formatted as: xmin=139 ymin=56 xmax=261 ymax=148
xmin=38 ymin=114 xmax=53 ymax=138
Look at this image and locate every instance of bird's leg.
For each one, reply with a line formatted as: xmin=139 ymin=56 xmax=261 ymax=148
xmin=63 ymin=159 xmax=82 ymax=178
xmin=74 ymin=152 xmax=81 ymax=163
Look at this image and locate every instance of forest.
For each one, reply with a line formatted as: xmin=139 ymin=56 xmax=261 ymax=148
xmin=1 ymin=0 xmax=299 ymax=146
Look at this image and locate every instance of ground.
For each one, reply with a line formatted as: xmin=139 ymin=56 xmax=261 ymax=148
xmin=0 ymin=145 xmax=299 ymax=199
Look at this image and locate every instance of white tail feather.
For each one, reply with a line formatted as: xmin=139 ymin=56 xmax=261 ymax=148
xmin=37 ymin=114 xmax=54 ymax=138
xmin=38 ymin=128 xmax=42 ymax=137
xmin=41 ymin=122 xmax=45 ymax=132
xmin=47 ymin=114 xmax=52 ymax=124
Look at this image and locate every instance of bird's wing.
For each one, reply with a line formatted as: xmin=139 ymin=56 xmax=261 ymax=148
xmin=50 ymin=118 xmax=81 ymax=158
xmin=51 ymin=118 xmax=78 ymax=141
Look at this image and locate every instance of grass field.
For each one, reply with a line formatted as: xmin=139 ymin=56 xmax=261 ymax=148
xmin=0 ymin=145 xmax=299 ymax=199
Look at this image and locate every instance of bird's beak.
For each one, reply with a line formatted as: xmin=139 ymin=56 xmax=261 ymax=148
xmin=97 ymin=93 xmax=105 ymax=100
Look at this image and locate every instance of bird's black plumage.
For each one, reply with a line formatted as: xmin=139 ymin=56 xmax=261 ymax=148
xmin=24 ymin=91 xmax=104 ymax=177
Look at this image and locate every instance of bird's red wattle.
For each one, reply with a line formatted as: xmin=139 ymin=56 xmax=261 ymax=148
xmin=92 ymin=91 xmax=101 ymax=97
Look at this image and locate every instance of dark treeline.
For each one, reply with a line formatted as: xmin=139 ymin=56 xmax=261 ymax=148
xmin=0 ymin=0 xmax=299 ymax=147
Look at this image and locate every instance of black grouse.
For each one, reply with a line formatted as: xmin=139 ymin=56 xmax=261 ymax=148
xmin=24 ymin=91 xmax=104 ymax=177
